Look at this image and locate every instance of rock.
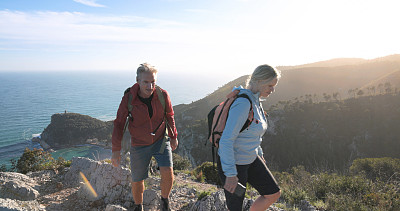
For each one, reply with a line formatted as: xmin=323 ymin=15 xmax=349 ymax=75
xmin=0 ymin=198 xmax=44 ymax=211
xmin=65 ymin=157 xmax=133 ymax=204
xmin=105 ymin=204 xmax=127 ymax=211
xmin=189 ymin=189 xmax=228 ymax=211
xmin=299 ymin=200 xmax=317 ymax=211
xmin=143 ymin=189 xmax=159 ymax=209
xmin=40 ymin=113 xmax=113 ymax=148
xmin=31 ymin=136 xmax=41 ymax=142
xmin=39 ymin=139 xmax=51 ymax=150
xmin=0 ymin=172 xmax=40 ymax=201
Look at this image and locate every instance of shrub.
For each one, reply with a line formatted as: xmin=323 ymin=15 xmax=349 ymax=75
xmin=281 ymin=187 xmax=308 ymax=206
xmin=193 ymin=162 xmax=221 ymax=184
xmin=12 ymin=148 xmax=70 ymax=174
xmin=197 ymin=191 xmax=211 ymax=200
xmin=172 ymin=153 xmax=192 ymax=170
xmin=350 ymin=157 xmax=400 ymax=182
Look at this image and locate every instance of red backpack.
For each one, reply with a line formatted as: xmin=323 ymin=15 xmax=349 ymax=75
xmin=207 ymin=90 xmax=254 ymax=164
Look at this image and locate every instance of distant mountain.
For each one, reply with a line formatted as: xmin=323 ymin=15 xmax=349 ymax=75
xmin=264 ymin=54 xmax=400 ymax=107
xmin=277 ymin=58 xmax=366 ymax=70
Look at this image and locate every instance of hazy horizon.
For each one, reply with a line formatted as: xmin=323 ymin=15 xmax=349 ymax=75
xmin=1 ymin=0 xmax=399 ymax=76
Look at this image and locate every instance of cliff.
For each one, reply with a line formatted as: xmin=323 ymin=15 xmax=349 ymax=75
xmin=41 ymin=113 xmax=114 ymax=149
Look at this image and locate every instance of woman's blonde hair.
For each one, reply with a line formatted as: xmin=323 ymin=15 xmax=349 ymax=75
xmin=246 ymin=64 xmax=281 ymax=89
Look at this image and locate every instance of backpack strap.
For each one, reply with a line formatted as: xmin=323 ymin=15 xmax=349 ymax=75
xmin=155 ymin=85 xmax=166 ymax=115
xmin=155 ymin=85 xmax=171 ymax=153
xmin=123 ymin=89 xmax=134 ymax=135
xmin=236 ymin=94 xmax=254 ymax=132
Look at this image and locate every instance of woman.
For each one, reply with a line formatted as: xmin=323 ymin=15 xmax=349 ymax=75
xmin=218 ymin=64 xmax=281 ymax=211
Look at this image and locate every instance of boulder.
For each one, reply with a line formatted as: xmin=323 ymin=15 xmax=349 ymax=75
xmin=189 ymin=190 xmax=227 ymax=211
xmin=64 ymin=157 xmax=133 ymax=204
xmin=0 ymin=198 xmax=44 ymax=211
xmin=0 ymin=172 xmax=40 ymax=201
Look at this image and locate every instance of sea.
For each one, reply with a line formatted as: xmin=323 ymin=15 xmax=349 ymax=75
xmin=0 ymin=71 xmax=230 ymax=168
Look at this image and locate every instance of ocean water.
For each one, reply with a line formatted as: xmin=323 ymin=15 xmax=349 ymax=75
xmin=0 ymin=71 xmax=227 ymax=168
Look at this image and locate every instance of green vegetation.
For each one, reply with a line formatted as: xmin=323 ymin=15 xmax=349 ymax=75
xmin=192 ymin=162 xmax=220 ymax=184
xmin=263 ymin=90 xmax=400 ymax=172
xmin=10 ymin=148 xmax=71 ymax=174
xmin=276 ymin=158 xmax=400 ymax=210
xmin=350 ymin=157 xmax=400 ymax=182
xmin=172 ymin=153 xmax=192 ymax=170
xmin=197 ymin=190 xmax=211 ymax=200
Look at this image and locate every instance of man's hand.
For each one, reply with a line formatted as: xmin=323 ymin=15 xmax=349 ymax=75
xmin=224 ymin=176 xmax=239 ymax=194
xmin=111 ymin=151 xmax=121 ymax=167
xmin=170 ymin=138 xmax=178 ymax=151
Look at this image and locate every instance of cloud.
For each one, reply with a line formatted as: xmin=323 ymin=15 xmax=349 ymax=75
xmin=0 ymin=10 xmax=186 ymax=44
xmin=73 ymin=0 xmax=105 ymax=8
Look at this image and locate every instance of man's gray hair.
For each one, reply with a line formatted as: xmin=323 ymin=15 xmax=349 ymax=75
xmin=137 ymin=63 xmax=158 ymax=76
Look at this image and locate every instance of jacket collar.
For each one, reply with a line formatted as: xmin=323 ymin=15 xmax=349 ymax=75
xmin=130 ymin=83 xmax=160 ymax=105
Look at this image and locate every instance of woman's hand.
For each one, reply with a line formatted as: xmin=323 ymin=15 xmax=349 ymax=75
xmin=224 ymin=176 xmax=239 ymax=193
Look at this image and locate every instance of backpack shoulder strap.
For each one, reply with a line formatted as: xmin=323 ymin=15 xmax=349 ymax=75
xmin=237 ymin=93 xmax=252 ymax=105
xmin=155 ymin=85 xmax=166 ymax=115
xmin=236 ymin=93 xmax=254 ymax=132
xmin=123 ymin=87 xmax=134 ymax=113
xmin=123 ymin=87 xmax=134 ymax=135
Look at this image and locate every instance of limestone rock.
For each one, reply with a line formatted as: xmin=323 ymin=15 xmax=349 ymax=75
xmin=65 ymin=157 xmax=133 ymax=204
xmin=105 ymin=204 xmax=127 ymax=211
xmin=0 ymin=198 xmax=44 ymax=211
xmin=0 ymin=172 xmax=40 ymax=201
xmin=189 ymin=189 xmax=228 ymax=211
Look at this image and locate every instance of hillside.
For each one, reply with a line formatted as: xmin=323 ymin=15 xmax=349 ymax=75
xmin=174 ymin=54 xmax=400 ymax=168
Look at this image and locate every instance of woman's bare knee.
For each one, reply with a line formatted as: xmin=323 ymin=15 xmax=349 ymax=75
xmin=263 ymin=190 xmax=281 ymax=201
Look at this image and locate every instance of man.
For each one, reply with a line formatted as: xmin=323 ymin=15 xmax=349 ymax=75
xmin=111 ymin=63 xmax=178 ymax=211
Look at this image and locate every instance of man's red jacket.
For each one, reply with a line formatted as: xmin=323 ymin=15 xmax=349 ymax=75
xmin=112 ymin=83 xmax=178 ymax=152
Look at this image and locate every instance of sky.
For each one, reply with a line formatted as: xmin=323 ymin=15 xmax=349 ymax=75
xmin=0 ymin=0 xmax=399 ymax=76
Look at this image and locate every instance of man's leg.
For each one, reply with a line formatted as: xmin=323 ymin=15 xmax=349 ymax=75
xmin=131 ymin=180 xmax=145 ymax=204
xmin=159 ymin=166 xmax=174 ymax=198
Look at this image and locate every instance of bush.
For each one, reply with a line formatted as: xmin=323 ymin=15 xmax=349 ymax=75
xmin=173 ymin=153 xmax=192 ymax=170
xmin=193 ymin=162 xmax=221 ymax=184
xmin=350 ymin=157 xmax=400 ymax=182
xmin=12 ymin=148 xmax=71 ymax=174
xmin=197 ymin=191 xmax=211 ymax=200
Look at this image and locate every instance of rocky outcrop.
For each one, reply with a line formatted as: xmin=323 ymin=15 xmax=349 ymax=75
xmin=0 ymin=172 xmax=44 ymax=210
xmin=64 ymin=157 xmax=133 ymax=204
xmin=40 ymin=113 xmax=113 ymax=149
xmin=189 ymin=190 xmax=227 ymax=211
xmin=0 ymin=172 xmax=40 ymax=201
xmin=1 ymin=157 xmax=287 ymax=210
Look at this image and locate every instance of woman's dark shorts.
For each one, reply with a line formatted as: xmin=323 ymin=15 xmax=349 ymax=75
xmin=217 ymin=155 xmax=280 ymax=211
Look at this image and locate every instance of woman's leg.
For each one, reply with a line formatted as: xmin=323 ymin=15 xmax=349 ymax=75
xmin=247 ymin=156 xmax=281 ymax=210
xmin=250 ymin=191 xmax=281 ymax=211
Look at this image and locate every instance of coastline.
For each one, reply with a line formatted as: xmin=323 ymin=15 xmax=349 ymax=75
xmin=29 ymin=134 xmax=112 ymax=162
